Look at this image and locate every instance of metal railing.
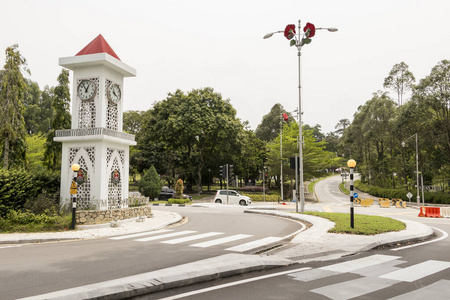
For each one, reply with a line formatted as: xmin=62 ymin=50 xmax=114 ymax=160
xmin=55 ymin=127 xmax=135 ymax=141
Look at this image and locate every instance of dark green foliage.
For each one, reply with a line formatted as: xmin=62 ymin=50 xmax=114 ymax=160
xmin=138 ymin=165 xmax=161 ymax=199
xmin=355 ymin=180 xmax=450 ymax=204
xmin=0 ymin=210 xmax=71 ymax=233
xmin=0 ymin=169 xmax=60 ymax=217
xmin=168 ymin=198 xmax=191 ymax=204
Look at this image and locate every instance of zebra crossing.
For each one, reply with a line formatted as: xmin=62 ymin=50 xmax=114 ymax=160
xmin=108 ymin=229 xmax=283 ymax=253
xmin=288 ymin=254 xmax=450 ymax=300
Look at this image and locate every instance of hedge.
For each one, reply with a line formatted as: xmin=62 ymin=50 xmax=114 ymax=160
xmin=168 ymin=198 xmax=191 ymax=204
xmin=241 ymin=194 xmax=279 ymax=202
xmin=354 ymin=180 xmax=450 ymax=204
xmin=0 ymin=169 xmax=60 ymax=218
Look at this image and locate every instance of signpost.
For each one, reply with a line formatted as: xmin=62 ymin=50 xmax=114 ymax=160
xmin=406 ymin=192 xmax=413 ymax=202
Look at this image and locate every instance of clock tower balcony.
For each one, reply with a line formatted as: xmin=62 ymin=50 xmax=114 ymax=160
xmin=55 ymin=127 xmax=136 ymax=146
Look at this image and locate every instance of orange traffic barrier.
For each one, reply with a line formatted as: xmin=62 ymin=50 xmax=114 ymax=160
xmin=418 ymin=206 xmax=426 ymax=217
xmin=418 ymin=206 xmax=442 ymax=218
xmin=379 ymin=199 xmax=390 ymax=208
xmin=361 ymin=199 xmax=372 ymax=207
xmin=426 ymin=207 xmax=441 ymax=218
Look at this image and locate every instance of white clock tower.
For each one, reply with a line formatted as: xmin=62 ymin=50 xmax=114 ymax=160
xmin=55 ymin=34 xmax=137 ymax=211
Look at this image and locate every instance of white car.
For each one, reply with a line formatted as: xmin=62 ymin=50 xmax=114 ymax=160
xmin=214 ymin=190 xmax=251 ymax=206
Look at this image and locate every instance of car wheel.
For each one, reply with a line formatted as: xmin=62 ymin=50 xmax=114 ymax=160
xmin=239 ymin=200 xmax=246 ymax=206
xmin=215 ymin=199 xmax=222 ymax=204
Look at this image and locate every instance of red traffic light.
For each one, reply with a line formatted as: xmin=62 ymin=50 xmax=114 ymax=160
xmin=283 ymin=113 xmax=288 ymax=121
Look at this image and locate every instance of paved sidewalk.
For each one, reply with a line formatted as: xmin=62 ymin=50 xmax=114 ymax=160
xmin=0 ymin=210 xmax=181 ymax=245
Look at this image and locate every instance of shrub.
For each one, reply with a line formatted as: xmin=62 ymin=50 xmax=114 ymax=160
xmin=0 ymin=169 xmax=60 ymax=218
xmin=241 ymin=193 xmax=279 ymax=202
xmin=175 ymin=179 xmax=184 ymax=198
xmin=138 ymin=166 xmax=162 ymax=199
xmin=168 ymin=198 xmax=191 ymax=204
xmin=354 ymin=180 xmax=450 ymax=204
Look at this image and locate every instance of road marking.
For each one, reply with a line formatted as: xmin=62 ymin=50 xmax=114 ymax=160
xmin=161 ymin=232 xmax=224 ymax=244
xmin=320 ymin=254 xmax=401 ymax=272
xmin=387 ymin=279 xmax=450 ymax=299
xmin=191 ymin=234 xmax=252 ymax=248
xmin=135 ymin=231 xmax=197 ymax=242
xmin=225 ymin=237 xmax=283 ymax=252
xmin=0 ymin=245 xmax=22 ymax=249
xmin=311 ymin=277 xmax=398 ymax=300
xmin=158 ymin=267 xmax=311 ymax=300
xmin=379 ymin=260 xmax=450 ymax=282
xmin=391 ymin=227 xmax=448 ymax=251
xmin=109 ymin=229 xmax=173 ymax=240
xmin=322 ymin=205 xmax=333 ymax=212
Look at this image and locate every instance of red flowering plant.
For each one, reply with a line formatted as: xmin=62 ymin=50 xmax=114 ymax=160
xmin=284 ymin=24 xmax=296 ymax=40
xmin=303 ymin=22 xmax=316 ymax=38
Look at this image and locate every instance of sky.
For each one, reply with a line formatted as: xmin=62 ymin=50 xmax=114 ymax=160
xmin=1 ymin=0 xmax=449 ymax=134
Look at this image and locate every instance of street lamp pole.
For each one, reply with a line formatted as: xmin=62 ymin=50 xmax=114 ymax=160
xmin=70 ymin=163 xmax=80 ymax=230
xmin=402 ymin=133 xmax=420 ymax=205
xmin=280 ymin=113 xmax=283 ymax=202
xmin=347 ymin=159 xmax=356 ymax=228
xmin=264 ymin=20 xmax=337 ymax=213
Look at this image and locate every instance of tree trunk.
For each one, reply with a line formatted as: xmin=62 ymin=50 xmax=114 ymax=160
xmin=3 ymin=138 xmax=9 ymax=169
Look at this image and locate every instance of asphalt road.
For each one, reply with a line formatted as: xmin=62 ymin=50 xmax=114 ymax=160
xmin=148 ymin=176 xmax=450 ymax=300
xmin=150 ymin=231 xmax=450 ymax=299
xmin=0 ymin=206 xmax=303 ymax=300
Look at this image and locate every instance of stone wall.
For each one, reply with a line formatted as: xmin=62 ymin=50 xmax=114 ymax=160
xmin=76 ymin=206 xmax=152 ymax=225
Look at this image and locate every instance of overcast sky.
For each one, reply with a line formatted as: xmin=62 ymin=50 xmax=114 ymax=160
xmin=1 ymin=0 xmax=449 ymax=134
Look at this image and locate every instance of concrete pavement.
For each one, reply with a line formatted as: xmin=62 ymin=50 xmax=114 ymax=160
xmin=3 ymin=202 xmax=437 ymax=300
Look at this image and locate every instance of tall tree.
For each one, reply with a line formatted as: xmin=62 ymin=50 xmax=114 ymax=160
xmin=138 ymin=87 xmax=243 ymax=193
xmin=334 ymin=118 xmax=350 ymax=136
xmin=383 ymin=62 xmax=415 ymax=106
xmin=255 ymin=103 xmax=294 ymax=142
xmin=44 ymin=68 xmax=71 ymax=171
xmin=0 ymin=44 xmax=30 ymax=169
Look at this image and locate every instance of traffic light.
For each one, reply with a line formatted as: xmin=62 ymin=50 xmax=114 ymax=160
xmin=229 ymin=165 xmax=234 ymax=178
xmin=283 ymin=113 xmax=289 ymax=121
xmin=219 ymin=165 xmax=224 ymax=178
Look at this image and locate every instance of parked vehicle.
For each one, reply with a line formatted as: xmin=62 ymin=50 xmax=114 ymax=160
xmin=158 ymin=187 xmax=192 ymax=201
xmin=214 ymin=190 xmax=251 ymax=206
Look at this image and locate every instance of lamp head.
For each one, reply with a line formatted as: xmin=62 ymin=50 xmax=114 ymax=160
xmin=263 ymin=33 xmax=274 ymax=39
xmin=347 ymin=159 xmax=356 ymax=168
xmin=328 ymin=28 xmax=338 ymax=32
xmin=401 ymin=141 xmax=406 ymax=147
xmin=71 ymin=164 xmax=80 ymax=172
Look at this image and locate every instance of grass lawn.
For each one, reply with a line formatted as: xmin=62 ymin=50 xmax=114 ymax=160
xmin=303 ymin=211 xmax=406 ymax=235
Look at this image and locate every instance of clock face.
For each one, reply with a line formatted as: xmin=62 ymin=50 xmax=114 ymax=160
xmin=107 ymin=83 xmax=121 ymax=104
xmin=77 ymin=80 xmax=97 ymax=101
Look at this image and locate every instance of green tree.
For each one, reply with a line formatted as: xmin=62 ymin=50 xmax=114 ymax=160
xmin=138 ymin=87 xmax=243 ymax=193
xmin=255 ymin=103 xmax=294 ymax=142
xmin=26 ymin=133 xmax=46 ymax=172
xmin=44 ymin=69 xmax=71 ymax=171
xmin=383 ymin=62 xmax=415 ymax=106
xmin=334 ymin=118 xmax=350 ymax=136
xmin=138 ymin=165 xmax=162 ymax=199
xmin=0 ymin=44 xmax=30 ymax=169
xmin=234 ymin=129 xmax=267 ymax=183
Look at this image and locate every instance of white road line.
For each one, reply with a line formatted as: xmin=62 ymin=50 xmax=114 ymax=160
xmin=391 ymin=227 xmax=448 ymax=251
xmin=109 ymin=229 xmax=172 ymax=240
xmin=135 ymin=231 xmax=197 ymax=242
xmin=161 ymin=232 xmax=224 ymax=244
xmin=379 ymin=260 xmax=450 ymax=282
xmin=0 ymin=245 xmax=22 ymax=249
xmin=320 ymin=254 xmax=401 ymax=273
xmin=158 ymin=267 xmax=311 ymax=300
xmin=225 ymin=237 xmax=283 ymax=252
xmin=190 ymin=234 xmax=252 ymax=248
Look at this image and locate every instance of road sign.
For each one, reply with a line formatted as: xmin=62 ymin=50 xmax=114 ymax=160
xmin=353 ymin=193 xmax=358 ymax=199
xmin=70 ymin=180 xmax=77 ymax=195
xmin=406 ymin=192 xmax=413 ymax=201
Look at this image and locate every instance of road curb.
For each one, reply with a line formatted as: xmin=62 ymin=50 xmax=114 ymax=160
xmin=18 ymin=254 xmax=294 ymax=300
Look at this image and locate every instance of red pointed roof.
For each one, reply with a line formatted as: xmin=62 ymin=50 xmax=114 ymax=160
xmin=76 ymin=34 xmax=120 ymax=60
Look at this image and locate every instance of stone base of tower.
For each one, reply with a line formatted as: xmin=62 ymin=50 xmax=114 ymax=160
xmin=55 ymin=128 xmax=136 ymax=211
